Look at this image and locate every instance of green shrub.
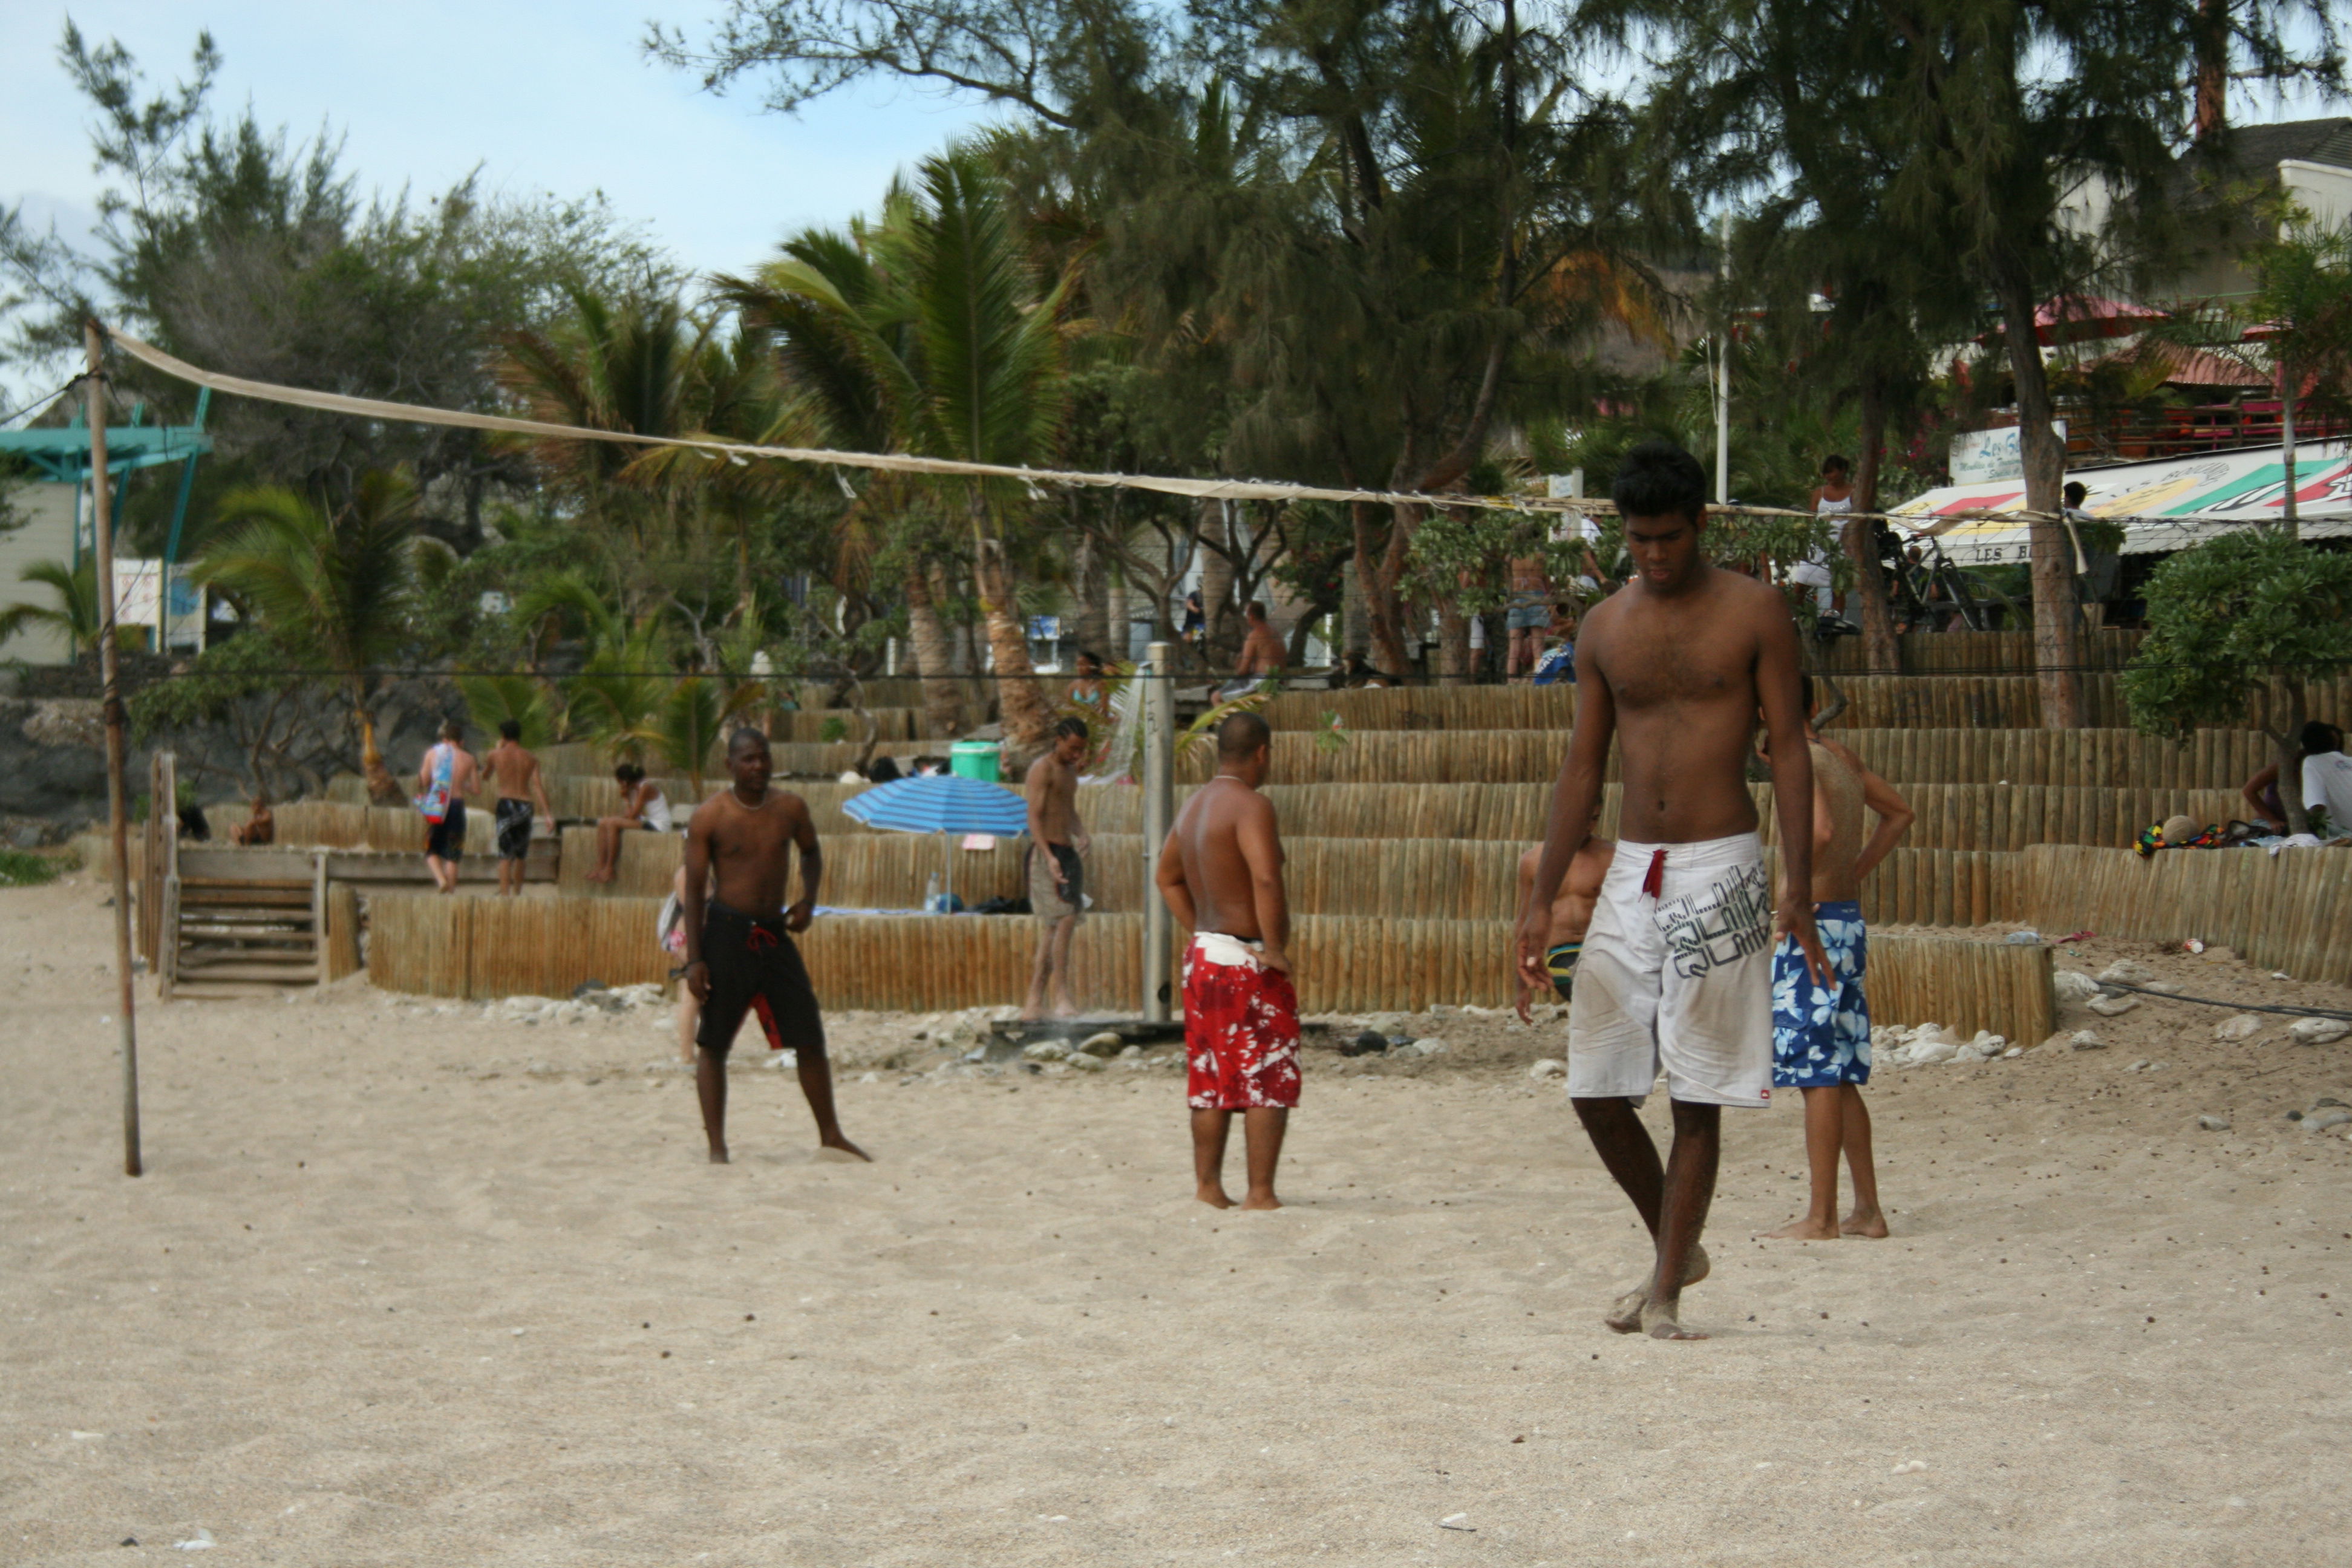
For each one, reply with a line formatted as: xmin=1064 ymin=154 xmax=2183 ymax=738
xmin=0 ymin=850 xmax=63 ymax=887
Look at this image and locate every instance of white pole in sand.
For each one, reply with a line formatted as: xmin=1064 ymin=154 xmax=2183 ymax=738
xmin=85 ymin=319 xmax=143 ymax=1178
xmin=1140 ymin=640 xmax=1174 ymax=1022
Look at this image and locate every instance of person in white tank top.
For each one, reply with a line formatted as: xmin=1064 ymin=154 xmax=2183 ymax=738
xmin=1795 ymin=455 xmax=1857 ymax=616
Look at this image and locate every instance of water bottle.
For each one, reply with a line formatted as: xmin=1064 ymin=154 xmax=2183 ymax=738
xmin=926 ymin=872 xmax=942 ymax=913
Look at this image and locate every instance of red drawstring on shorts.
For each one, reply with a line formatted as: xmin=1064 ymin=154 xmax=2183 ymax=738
xmin=1641 ymin=848 xmax=1667 ymax=899
xmin=746 ymin=926 xmax=779 ymax=950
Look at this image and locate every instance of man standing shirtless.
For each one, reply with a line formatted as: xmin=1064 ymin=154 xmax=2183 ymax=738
xmin=681 ymin=729 xmax=865 ymax=1165
xmin=1515 ymin=440 xmax=1826 ymax=1341
xmin=482 ymin=720 xmax=554 ymax=896
xmin=1515 ymin=815 xmax=1615 ymax=1021
xmin=1155 ymin=711 xmax=1298 ymax=1210
xmin=1760 ymin=677 xmax=1912 ymax=1241
xmin=1023 ymin=717 xmax=1093 ymax=1019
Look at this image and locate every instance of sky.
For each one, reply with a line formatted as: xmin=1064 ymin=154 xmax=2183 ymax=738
xmin=2 ymin=1 xmax=991 ymax=282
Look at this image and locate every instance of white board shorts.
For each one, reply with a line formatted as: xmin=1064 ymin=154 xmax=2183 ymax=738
xmin=1566 ymin=831 xmax=1775 ymax=1108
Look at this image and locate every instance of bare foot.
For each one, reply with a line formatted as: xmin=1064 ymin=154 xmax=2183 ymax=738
xmin=1050 ymin=1001 xmax=1082 ymax=1020
xmin=1641 ymin=1299 xmax=1708 ymax=1340
xmin=815 ymin=1137 xmax=872 ymax=1163
xmin=1195 ymin=1186 xmax=1235 ymax=1209
xmin=707 ymin=1145 xmax=729 ymax=1165
xmin=1241 ymin=1192 xmax=1283 ymax=1211
xmin=1841 ymin=1209 xmax=1889 ymax=1238
xmin=1604 ymin=1241 xmax=1711 ymax=1331
xmin=1765 ymin=1217 xmax=1841 ymax=1241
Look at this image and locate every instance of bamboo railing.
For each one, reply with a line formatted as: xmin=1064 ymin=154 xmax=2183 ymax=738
xmin=362 ymin=894 xmax=2053 ymax=1040
xmin=2022 ymin=844 xmax=2352 ymax=982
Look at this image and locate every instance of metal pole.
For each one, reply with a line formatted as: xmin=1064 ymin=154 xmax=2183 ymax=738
xmin=1715 ymin=211 xmax=1732 ymax=506
xmin=86 ymin=320 xmax=143 ymax=1178
xmin=1140 ymin=640 xmax=1174 ymax=1022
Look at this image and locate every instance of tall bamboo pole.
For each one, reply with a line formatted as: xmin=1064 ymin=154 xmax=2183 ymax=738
xmin=85 ymin=320 xmax=143 ymax=1177
xmin=1141 ymin=641 xmax=1174 ymax=1022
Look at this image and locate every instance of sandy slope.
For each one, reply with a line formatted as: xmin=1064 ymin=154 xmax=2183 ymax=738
xmin=4 ymin=874 xmax=2350 ymax=1566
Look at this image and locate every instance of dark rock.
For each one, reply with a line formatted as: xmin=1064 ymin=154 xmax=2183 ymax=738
xmin=1341 ymin=1030 xmax=1387 ymax=1057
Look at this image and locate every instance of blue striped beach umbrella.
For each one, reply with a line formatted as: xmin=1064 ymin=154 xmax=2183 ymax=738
xmin=841 ymin=775 xmax=1030 ymax=836
xmin=841 ymin=775 xmax=1029 ymax=907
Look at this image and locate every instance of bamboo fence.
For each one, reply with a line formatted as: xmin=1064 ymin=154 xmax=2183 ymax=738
xmin=326 ymin=883 xmax=362 ymax=981
xmin=554 ymin=825 xmax=1068 ymax=909
xmin=1254 ymin=673 xmax=2350 ymax=739
xmin=1816 ymin=628 xmax=2145 ymax=675
xmin=2021 ymin=843 xmax=2352 ymax=982
xmin=361 ymin=894 xmax=2051 ymax=1037
xmin=1167 ymin=725 xmax=2269 ymax=788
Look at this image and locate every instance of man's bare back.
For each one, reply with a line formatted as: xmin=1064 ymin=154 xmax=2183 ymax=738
xmin=484 ymin=740 xmax=543 ymax=802
xmin=1236 ymin=619 xmax=1285 ymax=679
xmin=1519 ymin=836 xmax=1615 ymax=948
xmin=1168 ymin=777 xmax=1287 ymax=951
xmin=1803 ymin=739 xmax=1864 ymax=901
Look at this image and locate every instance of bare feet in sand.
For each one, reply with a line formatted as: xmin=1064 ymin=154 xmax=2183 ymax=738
xmin=1639 ymin=1299 xmax=1709 ymax=1340
xmin=1841 ymin=1208 xmax=1889 ymax=1238
xmin=816 ymin=1138 xmax=872 ymax=1163
xmin=1195 ymin=1185 xmax=1235 ymax=1209
xmin=1240 ymin=1192 xmax=1282 ymax=1211
xmin=707 ymin=1145 xmax=729 ymax=1165
xmin=1604 ymin=1243 xmax=1710 ymax=1333
xmin=1765 ymin=1216 xmax=1841 ymax=1241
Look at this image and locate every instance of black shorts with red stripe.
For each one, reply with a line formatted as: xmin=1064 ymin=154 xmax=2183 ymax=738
xmin=695 ymin=900 xmax=826 ymax=1060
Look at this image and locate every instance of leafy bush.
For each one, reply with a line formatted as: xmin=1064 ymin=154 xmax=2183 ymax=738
xmin=0 ymin=850 xmax=63 ymax=887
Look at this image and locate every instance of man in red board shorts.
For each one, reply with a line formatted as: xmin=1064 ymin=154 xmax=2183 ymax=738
xmin=1154 ymin=711 xmax=1299 ymax=1210
xmin=1515 ymin=440 xmax=1827 ymax=1341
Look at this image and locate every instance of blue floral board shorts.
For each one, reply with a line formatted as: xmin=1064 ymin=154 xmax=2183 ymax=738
xmin=1772 ymin=901 xmax=1870 ymax=1088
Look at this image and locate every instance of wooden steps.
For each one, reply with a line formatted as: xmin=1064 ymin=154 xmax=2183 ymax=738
xmin=163 ymin=864 xmax=327 ymax=1001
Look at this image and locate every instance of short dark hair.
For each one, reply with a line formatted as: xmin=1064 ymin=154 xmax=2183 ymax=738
xmin=1217 ymin=711 xmax=1272 ymax=760
xmin=615 ymin=762 xmax=645 ymax=784
xmin=1611 ymin=440 xmax=1708 ymax=526
xmin=1076 ymin=650 xmax=1101 ymax=667
xmin=2063 ymin=481 xmax=2088 ymax=506
xmin=439 ymin=718 xmax=463 ymax=742
xmin=498 ymin=719 xmax=522 ymax=741
xmin=1823 ymin=454 xmax=1851 ymax=475
xmin=2300 ymin=720 xmax=2342 ymax=756
xmin=728 ymin=727 xmax=770 ymax=754
xmin=1054 ymin=716 xmax=1089 ymax=743
xmin=1245 ymin=601 xmax=1267 ymax=619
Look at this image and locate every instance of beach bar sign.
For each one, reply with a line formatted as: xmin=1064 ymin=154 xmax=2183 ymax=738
xmin=1952 ymin=422 xmax=2066 ymax=485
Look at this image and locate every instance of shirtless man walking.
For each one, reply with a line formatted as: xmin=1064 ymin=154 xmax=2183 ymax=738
xmin=1760 ymin=676 xmax=1913 ymax=1241
xmin=1515 ymin=440 xmax=1826 ymax=1341
xmin=482 ymin=720 xmax=554 ymax=896
xmin=681 ymin=729 xmax=865 ymax=1165
xmin=416 ymin=720 xmax=480 ymax=895
xmin=1155 ymin=712 xmax=1299 ymax=1210
xmin=1023 ymin=717 xmax=1093 ymax=1019
xmin=1515 ymin=814 xmax=1615 ymax=1021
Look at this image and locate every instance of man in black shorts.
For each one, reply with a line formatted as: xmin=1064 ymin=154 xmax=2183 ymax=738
xmin=681 ymin=728 xmax=867 ymax=1165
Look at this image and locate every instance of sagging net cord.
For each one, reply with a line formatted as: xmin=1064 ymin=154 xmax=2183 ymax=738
xmin=2092 ymin=979 xmax=2352 ymax=1024
xmin=103 ymin=327 xmax=2034 ymax=532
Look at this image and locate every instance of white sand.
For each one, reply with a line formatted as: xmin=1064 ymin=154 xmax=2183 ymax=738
xmin=5 ymin=874 xmax=2351 ymax=1564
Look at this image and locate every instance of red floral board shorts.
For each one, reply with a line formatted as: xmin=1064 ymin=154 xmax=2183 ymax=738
xmin=1183 ymin=933 xmax=1302 ymax=1110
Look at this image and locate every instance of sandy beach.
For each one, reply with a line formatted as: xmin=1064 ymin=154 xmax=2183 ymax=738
xmin=5 ymin=872 xmax=2350 ymax=1566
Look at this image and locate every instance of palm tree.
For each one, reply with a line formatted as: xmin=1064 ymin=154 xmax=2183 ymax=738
xmin=650 ymin=674 xmax=763 ymax=799
xmin=559 ymin=619 xmax=671 ymax=768
xmin=0 ymin=559 xmax=138 ymax=657
xmin=725 ymin=148 xmax=1074 ymax=748
xmin=455 ymin=673 xmax=557 ymax=750
xmin=2143 ymin=214 xmax=2352 ymax=539
xmin=195 ymin=471 xmax=427 ymax=802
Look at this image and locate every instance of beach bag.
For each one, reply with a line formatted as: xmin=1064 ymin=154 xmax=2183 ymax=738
xmin=657 ymin=890 xmax=686 ymax=955
xmin=415 ymin=743 xmax=454 ymax=826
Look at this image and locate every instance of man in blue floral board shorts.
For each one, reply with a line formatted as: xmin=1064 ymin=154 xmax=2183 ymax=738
xmin=1759 ymin=678 xmax=1914 ymax=1241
